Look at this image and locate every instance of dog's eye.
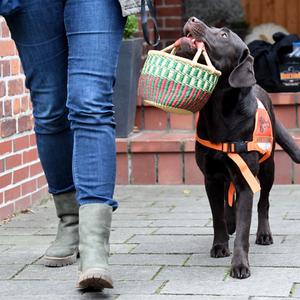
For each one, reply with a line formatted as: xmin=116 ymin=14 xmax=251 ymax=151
xmin=221 ymin=32 xmax=228 ymax=38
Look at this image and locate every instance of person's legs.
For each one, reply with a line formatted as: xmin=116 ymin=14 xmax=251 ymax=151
xmin=64 ymin=0 xmax=126 ymax=288
xmin=5 ymin=0 xmax=79 ymax=266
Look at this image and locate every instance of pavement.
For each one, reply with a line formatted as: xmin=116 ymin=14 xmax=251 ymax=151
xmin=1 ymin=185 xmax=300 ymax=299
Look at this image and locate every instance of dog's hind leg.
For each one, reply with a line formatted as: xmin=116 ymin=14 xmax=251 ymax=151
xmin=256 ymin=158 xmax=274 ymax=245
xmin=205 ymin=177 xmax=231 ymax=258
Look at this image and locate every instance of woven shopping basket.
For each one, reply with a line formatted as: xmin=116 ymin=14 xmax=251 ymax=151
xmin=138 ymin=38 xmax=221 ymax=114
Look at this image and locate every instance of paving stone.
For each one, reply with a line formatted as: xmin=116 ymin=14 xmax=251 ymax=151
xmin=0 ymin=264 xmax=24 ymax=279
xmin=149 ymin=219 xmax=209 ymax=227
xmin=111 ymin=220 xmax=153 ymax=228
xmin=0 ymin=281 xmax=85 ymax=297
xmin=110 ymin=244 xmax=138 ymax=254
xmin=118 ymin=296 xmax=248 ymax=300
xmin=292 ymin=283 xmax=300 ymax=297
xmin=0 ymin=227 xmax=41 ymax=236
xmin=0 ymin=250 xmax=43 ymax=265
xmin=153 ymin=227 xmax=213 ymax=235
xmin=187 ymin=253 xmax=300 ymax=267
xmin=115 ymin=208 xmax=172 ymax=214
xmin=131 ymin=235 xmax=212 ymax=254
xmin=4 ymin=296 xmax=118 ymax=300
xmin=1 ymin=184 xmax=300 ymax=299
xmin=142 ymin=213 xmax=213 ymax=220
xmin=161 ymin=267 xmax=300 ymax=297
xmin=109 ymin=254 xmax=189 ymax=266
xmin=155 ymin=266 xmax=228 ymax=281
xmin=161 ymin=279 xmax=292 ymax=297
xmin=15 ymin=264 xmax=160 ymax=281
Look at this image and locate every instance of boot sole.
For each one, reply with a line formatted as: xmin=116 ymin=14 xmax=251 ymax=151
xmin=43 ymin=251 xmax=78 ymax=267
xmin=77 ymin=268 xmax=113 ymax=290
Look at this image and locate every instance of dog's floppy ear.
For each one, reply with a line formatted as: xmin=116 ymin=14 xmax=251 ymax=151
xmin=228 ymin=49 xmax=256 ymax=88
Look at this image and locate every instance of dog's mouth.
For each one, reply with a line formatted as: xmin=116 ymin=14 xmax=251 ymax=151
xmin=183 ymin=21 xmax=210 ymax=51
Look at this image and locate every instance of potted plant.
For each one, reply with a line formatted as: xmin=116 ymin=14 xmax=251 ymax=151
xmin=113 ymin=15 xmax=143 ymax=138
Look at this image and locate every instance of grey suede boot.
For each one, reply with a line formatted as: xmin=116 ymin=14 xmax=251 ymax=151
xmin=77 ymin=204 xmax=113 ymax=289
xmin=43 ymin=191 xmax=79 ymax=267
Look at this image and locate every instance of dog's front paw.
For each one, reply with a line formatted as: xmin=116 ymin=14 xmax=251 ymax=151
xmin=230 ymin=263 xmax=251 ymax=279
xmin=256 ymin=232 xmax=273 ymax=245
xmin=210 ymin=243 xmax=230 ymax=258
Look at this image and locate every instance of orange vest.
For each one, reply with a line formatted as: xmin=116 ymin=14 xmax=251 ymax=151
xmin=195 ymin=98 xmax=273 ymax=206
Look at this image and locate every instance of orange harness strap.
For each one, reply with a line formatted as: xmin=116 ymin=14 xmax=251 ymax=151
xmin=196 ymin=98 xmax=273 ymax=207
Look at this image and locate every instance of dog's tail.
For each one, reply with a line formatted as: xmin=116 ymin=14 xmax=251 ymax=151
xmin=275 ymin=119 xmax=300 ymax=163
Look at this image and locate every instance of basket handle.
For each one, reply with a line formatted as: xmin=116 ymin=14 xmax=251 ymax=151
xmin=162 ymin=38 xmax=214 ymax=68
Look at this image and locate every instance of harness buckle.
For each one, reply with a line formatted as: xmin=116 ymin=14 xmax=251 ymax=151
xmin=230 ymin=142 xmax=248 ymax=153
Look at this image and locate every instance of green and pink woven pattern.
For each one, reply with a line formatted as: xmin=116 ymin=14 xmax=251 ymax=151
xmin=138 ymin=49 xmax=220 ymax=114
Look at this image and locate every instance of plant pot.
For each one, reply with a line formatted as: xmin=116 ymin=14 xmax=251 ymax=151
xmin=113 ymin=38 xmax=143 ymax=138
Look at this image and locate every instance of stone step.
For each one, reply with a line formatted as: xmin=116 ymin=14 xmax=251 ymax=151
xmin=116 ymin=129 xmax=300 ymax=185
xmin=135 ymin=92 xmax=300 ymax=131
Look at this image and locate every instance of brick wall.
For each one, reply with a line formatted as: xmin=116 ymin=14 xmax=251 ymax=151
xmin=0 ymin=17 xmax=48 ymax=221
xmin=156 ymin=0 xmax=184 ymax=48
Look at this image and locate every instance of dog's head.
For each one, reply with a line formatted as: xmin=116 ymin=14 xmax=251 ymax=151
xmin=183 ymin=17 xmax=256 ymax=88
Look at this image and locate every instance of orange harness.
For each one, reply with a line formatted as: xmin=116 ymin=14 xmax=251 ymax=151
xmin=195 ymin=98 xmax=273 ymax=206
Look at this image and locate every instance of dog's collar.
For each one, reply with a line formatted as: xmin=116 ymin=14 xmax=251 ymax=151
xmin=195 ymin=98 xmax=273 ymax=206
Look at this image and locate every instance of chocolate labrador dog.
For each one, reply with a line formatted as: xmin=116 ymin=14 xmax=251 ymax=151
xmin=182 ymin=17 xmax=300 ymax=279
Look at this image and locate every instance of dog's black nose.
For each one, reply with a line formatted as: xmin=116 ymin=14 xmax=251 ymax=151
xmin=189 ymin=17 xmax=201 ymax=23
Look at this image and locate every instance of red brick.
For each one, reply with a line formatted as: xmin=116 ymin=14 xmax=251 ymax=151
xmin=116 ymin=139 xmax=128 ymax=153
xmin=14 ymin=135 xmax=30 ymax=151
xmin=293 ymin=158 xmax=300 ymax=184
xmin=29 ymin=134 xmax=36 ymax=147
xmin=21 ymin=179 xmax=37 ymax=196
xmin=156 ymin=6 xmax=182 ymax=16
xmin=158 ymin=153 xmax=182 ymax=184
xmin=23 ymin=148 xmax=38 ymax=163
xmin=116 ymin=154 xmax=128 ymax=184
xmin=13 ymin=166 xmax=29 ymax=184
xmin=184 ymin=152 xmax=204 ymax=184
xmin=184 ymin=138 xmax=196 ymax=152
xmin=0 ymin=40 xmax=16 ymax=56
xmin=21 ymin=95 xmax=29 ymax=112
xmin=0 ymin=118 xmax=16 ymax=137
xmin=0 ymin=159 xmax=4 ymax=172
xmin=134 ymin=107 xmax=143 ymax=130
xmin=0 ymin=172 xmax=12 ymax=189
xmin=274 ymin=150 xmax=292 ymax=184
xmin=143 ymin=107 xmax=168 ymax=130
xmin=0 ymin=81 xmax=5 ymax=97
xmin=159 ymin=29 xmax=182 ymax=40
xmin=10 ymin=59 xmax=20 ymax=75
xmin=170 ymin=113 xmax=194 ymax=130
xmin=8 ymin=78 xmax=24 ymax=96
xmin=1 ymin=22 xmax=10 ymax=38
xmin=13 ymin=98 xmax=20 ymax=115
xmin=6 ymin=153 xmax=22 ymax=169
xmin=269 ymin=93 xmax=296 ymax=105
xmin=29 ymin=161 xmax=43 ymax=176
xmin=0 ymin=60 xmax=10 ymax=77
xmin=136 ymin=95 xmax=143 ymax=107
xmin=0 ymin=203 xmax=14 ymax=221
xmin=37 ymin=175 xmax=47 ymax=188
xmin=273 ymin=105 xmax=296 ymax=129
xmin=4 ymin=186 xmax=21 ymax=202
xmin=4 ymin=100 xmax=12 ymax=116
xmin=165 ymin=18 xmax=183 ymax=28
xmin=131 ymin=153 xmax=156 ymax=184
xmin=0 ymin=140 xmax=12 ymax=155
xmin=15 ymin=195 xmax=31 ymax=212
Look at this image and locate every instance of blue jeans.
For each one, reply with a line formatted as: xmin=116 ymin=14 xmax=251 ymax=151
xmin=5 ymin=0 xmax=126 ymax=209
